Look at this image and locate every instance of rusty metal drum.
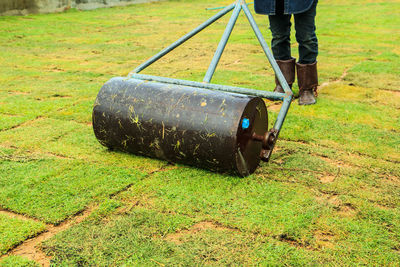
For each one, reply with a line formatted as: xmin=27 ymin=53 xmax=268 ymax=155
xmin=92 ymin=77 xmax=268 ymax=176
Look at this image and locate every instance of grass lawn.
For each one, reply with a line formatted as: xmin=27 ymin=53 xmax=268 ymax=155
xmin=0 ymin=0 xmax=399 ymax=265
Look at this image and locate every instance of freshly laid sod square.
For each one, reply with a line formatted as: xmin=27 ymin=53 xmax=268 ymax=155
xmin=0 ymin=213 xmax=46 ymax=255
xmin=0 ymin=158 xmax=145 ymax=224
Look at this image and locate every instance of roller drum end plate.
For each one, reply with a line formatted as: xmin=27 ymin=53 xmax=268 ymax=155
xmin=235 ymin=97 xmax=268 ymax=176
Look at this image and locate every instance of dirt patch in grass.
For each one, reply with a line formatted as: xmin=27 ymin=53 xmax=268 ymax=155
xmin=315 ymin=194 xmax=341 ymax=206
xmin=382 ymin=175 xmax=400 ymax=186
xmin=0 ymin=145 xmax=74 ymax=161
xmin=314 ymin=231 xmax=335 ymax=249
xmin=315 ymin=193 xmax=358 ymax=218
xmin=379 ymin=88 xmax=400 ymax=95
xmin=1 ymin=113 xmax=19 ymax=117
xmin=277 ymin=233 xmax=307 ymax=248
xmin=317 ymin=193 xmax=357 ymax=217
xmin=319 ymin=175 xmax=336 ymax=184
xmin=337 ymin=203 xmax=357 ymax=217
xmin=0 ymin=150 xmax=42 ymax=163
xmin=276 ymin=225 xmax=336 ymax=250
xmin=46 ymin=66 xmax=65 ymax=73
xmin=267 ymin=103 xmax=282 ymax=112
xmin=165 ymin=221 xmax=238 ymax=245
xmin=42 ymin=151 xmax=72 ymax=160
xmin=316 ymin=154 xmax=353 ymax=170
xmin=7 ymin=91 xmax=30 ymax=95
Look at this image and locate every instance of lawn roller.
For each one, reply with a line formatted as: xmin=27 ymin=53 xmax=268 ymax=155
xmin=92 ymin=0 xmax=293 ymax=176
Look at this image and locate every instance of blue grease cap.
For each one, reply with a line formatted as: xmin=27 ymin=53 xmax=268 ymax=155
xmin=241 ymin=118 xmax=250 ymax=129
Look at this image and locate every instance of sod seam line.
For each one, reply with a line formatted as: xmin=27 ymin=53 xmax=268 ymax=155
xmin=0 ymin=208 xmax=45 ymax=225
xmin=109 ymin=163 xmax=177 ymax=198
xmin=0 ymin=116 xmax=43 ymax=133
xmin=318 ymin=66 xmax=351 ymax=90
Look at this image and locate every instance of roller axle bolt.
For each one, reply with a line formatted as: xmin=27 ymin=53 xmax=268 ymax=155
xmin=252 ymin=129 xmax=278 ymax=162
xmin=252 ymin=132 xmax=269 ymax=148
xmin=252 ymin=130 xmax=277 ymax=149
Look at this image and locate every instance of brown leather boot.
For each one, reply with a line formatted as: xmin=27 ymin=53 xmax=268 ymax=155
xmin=296 ymin=61 xmax=318 ymax=105
xmin=274 ymin=58 xmax=296 ymax=93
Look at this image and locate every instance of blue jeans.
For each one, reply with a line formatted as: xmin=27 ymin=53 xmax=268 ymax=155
xmin=268 ymin=0 xmax=318 ymax=64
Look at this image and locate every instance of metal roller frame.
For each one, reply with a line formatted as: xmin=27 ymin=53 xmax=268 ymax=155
xmin=127 ymin=0 xmax=293 ymax=162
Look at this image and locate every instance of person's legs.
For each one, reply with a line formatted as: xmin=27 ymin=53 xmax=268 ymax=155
xmin=268 ymin=12 xmax=295 ymax=93
xmin=294 ymin=0 xmax=318 ymax=64
xmin=268 ymin=13 xmax=292 ymax=61
xmin=294 ymin=0 xmax=318 ymax=105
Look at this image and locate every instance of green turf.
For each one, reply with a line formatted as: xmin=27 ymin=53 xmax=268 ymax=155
xmin=0 ymin=0 xmax=399 ymax=264
xmin=0 ymin=255 xmax=39 ymax=267
xmin=0 ymin=157 xmax=145 ymax=224
xmin=42 ymin=207 xmax=318 ymax=266
xmin=0 ymin=214 xmax=46 ymax=255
